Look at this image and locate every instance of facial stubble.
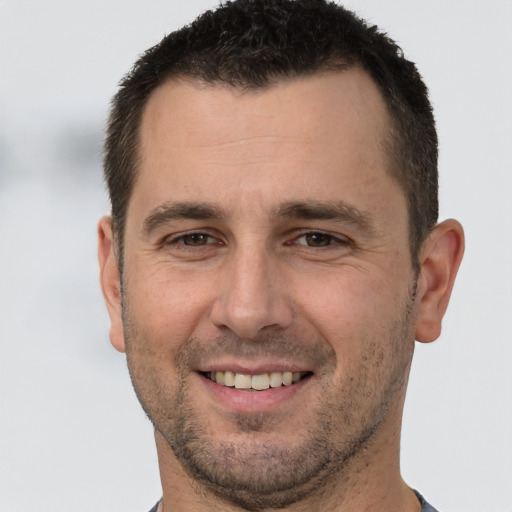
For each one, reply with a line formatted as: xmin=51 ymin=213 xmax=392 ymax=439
xmin=122 ymin=288 xmax=417 ymax=510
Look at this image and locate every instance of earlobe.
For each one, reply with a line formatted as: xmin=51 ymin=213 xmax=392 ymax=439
xmin=415 ymin=219 xmax=465 ymax=343
xmin=98 ymin=216 xmax=126 ymax=353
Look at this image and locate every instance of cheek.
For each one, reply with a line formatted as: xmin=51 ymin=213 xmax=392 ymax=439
xmin=294 ymin=265 xmax=412 ymax=366
xmin=125 ymin=263 xmax=215 ymax=348
xmin=296 ymin=269 xmax=392 ymax=333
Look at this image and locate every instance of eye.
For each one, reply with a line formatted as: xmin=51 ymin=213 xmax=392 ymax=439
xmin=294 ymin=232 xmax=348 ymax=247
xmin=180 ymin=233 xmax=217 ymax=246
xmin=163 ymin=231 xmax=222 ymax=250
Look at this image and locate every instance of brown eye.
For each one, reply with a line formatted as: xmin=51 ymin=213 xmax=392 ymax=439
xmin=303 ymin=233 xmax=333 ymax=247
xmin=182 ymin=233 xmax=213 ymax=246
xmin=293 ymin=232 xmax=350 ymax=248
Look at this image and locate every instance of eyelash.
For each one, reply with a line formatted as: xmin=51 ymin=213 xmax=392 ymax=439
xmin=164 ymin=230 xmax=351 ymax=250
xmin=291 ymin=231 xmax=351 ymax=248
xmin=164 ymin=232 xmax=222 ymax=248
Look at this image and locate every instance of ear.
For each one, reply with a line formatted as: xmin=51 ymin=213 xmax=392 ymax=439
xmin=98 ymin=216 xmax=126 ymax=353
xmin=415 ymin=219 xmax=465 ymax=343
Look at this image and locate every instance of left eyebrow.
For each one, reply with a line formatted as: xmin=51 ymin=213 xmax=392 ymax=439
xmin=273 ymin=200 xmax=376 ymax=235
xmin=142 ymin=201 xmax=225 ymax=236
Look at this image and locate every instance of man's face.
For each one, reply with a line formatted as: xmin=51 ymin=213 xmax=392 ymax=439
xmin=115 ymin=70 xmax=419 ymax=508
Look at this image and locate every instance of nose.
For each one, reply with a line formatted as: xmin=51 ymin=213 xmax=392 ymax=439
xmin=210 ymin=246 xmax=293 ymax=339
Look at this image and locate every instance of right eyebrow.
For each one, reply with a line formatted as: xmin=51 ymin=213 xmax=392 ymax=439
xmin=142 ymin=201 xmax=225 ymax=236
xmin=273 ymin=200 xmax=376 ymax=236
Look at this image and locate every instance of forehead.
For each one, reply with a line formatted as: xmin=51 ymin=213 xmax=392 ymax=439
xmin=141 ymin=68 xmax=390 ymax=156
xmin=132 ymin=69 xmax=403 ymax=222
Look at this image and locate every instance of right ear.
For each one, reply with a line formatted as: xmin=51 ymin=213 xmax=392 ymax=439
xmin=98 ymin=216 xmax=126 ymax=353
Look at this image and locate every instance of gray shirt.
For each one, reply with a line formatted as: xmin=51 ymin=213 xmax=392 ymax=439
xmin=415 ymin=490 xmax=440 ymax=512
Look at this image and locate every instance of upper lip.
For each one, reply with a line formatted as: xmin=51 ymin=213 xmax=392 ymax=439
xmin=196 ymin=360 xmax=312 ymax=375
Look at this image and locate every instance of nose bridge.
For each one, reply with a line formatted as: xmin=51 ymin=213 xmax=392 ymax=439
xmin=210 ymin=239 xmax=292 ymax=338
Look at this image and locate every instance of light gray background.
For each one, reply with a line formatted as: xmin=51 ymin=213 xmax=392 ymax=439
xmin=1 ymin=1 xmax=511 ymax=511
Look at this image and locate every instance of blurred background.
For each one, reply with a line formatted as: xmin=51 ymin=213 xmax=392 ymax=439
xmin=0 ymin=1 xmax=511 ymax=511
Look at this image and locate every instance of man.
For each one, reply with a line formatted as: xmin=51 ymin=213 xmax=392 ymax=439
xmin=98 ymin=0 xmax=464 ymax=510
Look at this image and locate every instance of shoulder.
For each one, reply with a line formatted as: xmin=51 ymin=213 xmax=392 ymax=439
xmin=415 ymin=490 xmax=440 ymax=512
xmin=147 ymin=502 xmax=160 ymax=512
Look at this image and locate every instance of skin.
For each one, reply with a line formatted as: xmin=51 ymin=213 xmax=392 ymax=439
xmin=99 ymin=69 xmax=464 ymax=511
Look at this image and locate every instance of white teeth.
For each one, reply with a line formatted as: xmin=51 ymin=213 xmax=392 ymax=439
xmin=223 ymin=371 xmax=235 ymax=387
xmin=251 ymin=374 xmax=270 ymax=390
xmin=209 ymin=371 xmax=307 ymax=390
xmin=269 ymin=372 xmax=283 ymax=388
xmin=234 ymin=373 xmax=252 ymax=389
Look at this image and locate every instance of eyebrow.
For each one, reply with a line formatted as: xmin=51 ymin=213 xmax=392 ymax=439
xmin=142 ymin=199 xmax=375 ymax=236
xmin=142 ymin=201 xmax=225 ymax=235
xmin=274 ymin=200 xmax=375 ymax=234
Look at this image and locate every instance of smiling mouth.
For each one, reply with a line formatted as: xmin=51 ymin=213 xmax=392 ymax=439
xmin=202 ymin=371 xmax=312 ymax=391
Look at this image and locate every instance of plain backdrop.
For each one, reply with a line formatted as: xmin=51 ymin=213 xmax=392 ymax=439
xmin=0 ymin=1 xmax=511 ymax=511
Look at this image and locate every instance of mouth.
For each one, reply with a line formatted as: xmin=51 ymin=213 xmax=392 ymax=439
xmin=201 ymin=370 xmax=312 ymax=391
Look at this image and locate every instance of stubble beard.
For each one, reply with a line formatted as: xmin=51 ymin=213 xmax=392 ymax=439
xmin=160 ymin=381 xmax=386 ymax=511
xmin=122 ymin=289 xmax=417 ymax=511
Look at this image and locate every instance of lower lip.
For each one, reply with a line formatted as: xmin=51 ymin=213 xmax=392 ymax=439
xmin=199 ymin=374 xmax=311 ymax=413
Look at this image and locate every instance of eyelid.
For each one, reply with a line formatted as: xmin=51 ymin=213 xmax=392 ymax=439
xmin=163 ymin=229 xmax=223 ymax=247
xmin=288 ymin=230 xmax=352 ymax=247
xmin=161 ymin=228 xmax=351 ymax=248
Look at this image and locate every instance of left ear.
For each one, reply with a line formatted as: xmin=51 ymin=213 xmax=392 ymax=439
xmin=415 ymin=219 xmax=465 ymax=343
xmin=98 ymin=216 xmax=126 ymax=353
